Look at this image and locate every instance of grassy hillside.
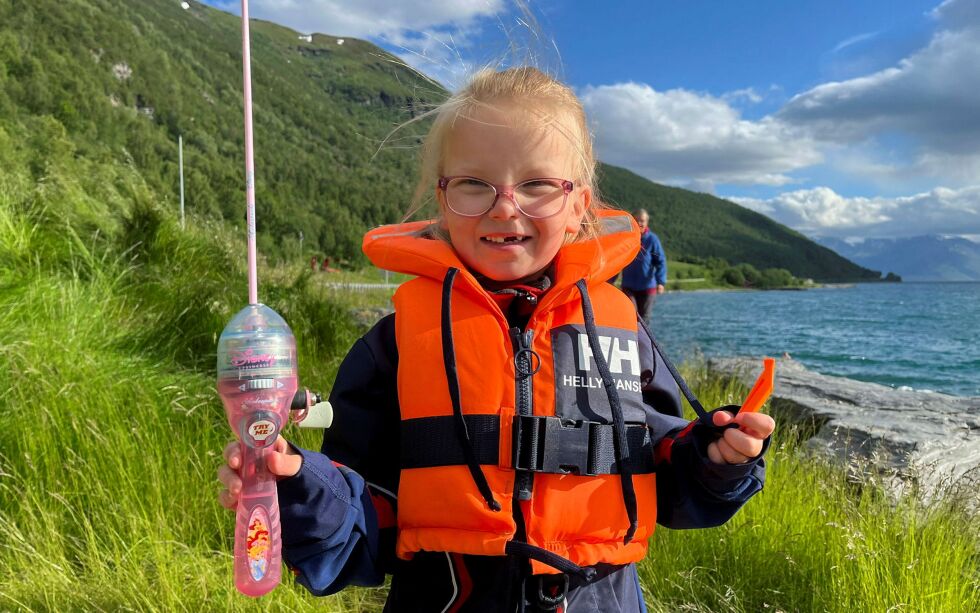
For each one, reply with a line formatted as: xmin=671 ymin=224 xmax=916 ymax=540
xmin=0 ymin=0 xmax=439 ymax=262
xmin=0 ymin=114 xmax=377 ymax=610
xmin=0 ymin=0 xmax=878 ymax=282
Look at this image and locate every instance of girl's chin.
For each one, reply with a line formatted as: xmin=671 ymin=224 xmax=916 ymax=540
xmin=474 ymin=264 xmax=549 ymax=284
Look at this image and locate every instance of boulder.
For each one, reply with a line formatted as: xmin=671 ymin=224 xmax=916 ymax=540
xmin=709 ymin=356 xmax=980 ymax=499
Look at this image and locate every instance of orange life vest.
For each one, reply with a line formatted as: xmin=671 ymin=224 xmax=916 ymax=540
xmin=363 ymin=209 xmax=658 ymax=575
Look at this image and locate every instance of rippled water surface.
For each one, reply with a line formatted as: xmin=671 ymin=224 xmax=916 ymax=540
xmin=650 ymin=282 xmax=980 ymax=396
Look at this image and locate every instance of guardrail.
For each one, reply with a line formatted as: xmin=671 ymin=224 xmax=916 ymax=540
xmin=324 ymin=282 xmax=400 ymax=291
xmin=325 ymin=279 xmax=707 ymax=291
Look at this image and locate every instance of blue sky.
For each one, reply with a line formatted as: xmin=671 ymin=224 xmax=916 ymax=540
xmin=203 ymin=0 xmax=980 ymax=241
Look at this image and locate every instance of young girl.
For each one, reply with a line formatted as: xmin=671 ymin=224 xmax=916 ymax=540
xmin=218 ymin=67 xmax=774 ymax=612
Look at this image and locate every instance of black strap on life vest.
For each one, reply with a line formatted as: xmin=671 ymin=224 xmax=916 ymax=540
xmin=637 ymin=317 xmax=738 ymax=434
xmin=400 ymin=414 xmax=656 ymax=475
xmin=441 ymin=267 xmax=501 ymax=512
xmin=575 ymin=280 xmax=638 ymax=544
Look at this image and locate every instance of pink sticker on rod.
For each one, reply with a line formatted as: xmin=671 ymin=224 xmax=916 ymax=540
xmin=246 ymin=506 xmax=271 ymax=581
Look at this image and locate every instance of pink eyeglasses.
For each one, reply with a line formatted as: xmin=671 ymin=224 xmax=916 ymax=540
xmin=438 ymin=176 xmax=574 ymax=218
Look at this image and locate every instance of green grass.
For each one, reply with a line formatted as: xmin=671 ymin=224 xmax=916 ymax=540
xmin=638 ymin=365 xmax=980 ymax=612
xmin=0 ymin=157 xmax=371 ymax=610
xmin=1 ymin=160 xmax=977 ymax=612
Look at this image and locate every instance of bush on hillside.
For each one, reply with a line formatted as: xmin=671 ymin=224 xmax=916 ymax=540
xmin=736 ymin=262 xmax=762 ymax=286
xmin=759 ymin=267 xmax=796 ymax=288
xmin=721 ymin=267 xmax=745 ymax=287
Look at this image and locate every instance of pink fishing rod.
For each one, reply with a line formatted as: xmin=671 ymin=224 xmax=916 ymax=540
xmin=242 ymin=0 xmax=258 ymax=306
xmin=215 ymin=0 xmax=323 ymax=597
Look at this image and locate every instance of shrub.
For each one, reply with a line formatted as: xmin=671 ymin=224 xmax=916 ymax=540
xmin=721 ymin=267 xmax=745 ymax=287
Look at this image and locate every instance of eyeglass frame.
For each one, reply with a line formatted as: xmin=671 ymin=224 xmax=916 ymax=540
xmin=437 ymin=175 xmax=575 ymax=219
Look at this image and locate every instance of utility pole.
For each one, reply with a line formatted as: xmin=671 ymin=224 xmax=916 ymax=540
xmin=178 ymin=135 xmax=185 ymax=229
xmin=298 ymin=230 xmax=304 ymax=257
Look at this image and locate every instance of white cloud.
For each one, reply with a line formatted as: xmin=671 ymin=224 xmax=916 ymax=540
xmin=221 ymin=0 xmax=502 ymax=39
xmin=731 ymin=185 xmax=980 ymax=238
xmin=721 ymin=87 xmax=763 ymax=105
xmin=831 ymin=31 xmax=880 ymax=54
xmin=579 ymin=0 xmax=980 ymax=200
xmin=213 ymin=0 xmax=505 ymax=87
xmin=579 ymin=82 xmax=821 ymax=187
xmin=779 ymin=0 xmax=980 ymax=161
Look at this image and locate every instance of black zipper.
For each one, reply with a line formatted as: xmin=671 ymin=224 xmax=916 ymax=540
xmin=511 ymin=327 xmax=535 ymax=501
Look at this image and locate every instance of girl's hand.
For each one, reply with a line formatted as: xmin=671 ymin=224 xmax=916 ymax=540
xmin=217 ymin=436 xmax=303 ymax=509
xmin=706 ymin=411 xmax=775 ymax=465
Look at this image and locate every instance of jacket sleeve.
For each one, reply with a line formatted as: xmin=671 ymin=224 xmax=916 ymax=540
xmin=649 ymin=233 xmax=667 ymax=286
xmin=277 ymin=314 xmax=400 ymax=595
xmin=651 ymin=413 xmax=768 ymax=530
xmin=637 ymin=319 xmax=768 ymax=529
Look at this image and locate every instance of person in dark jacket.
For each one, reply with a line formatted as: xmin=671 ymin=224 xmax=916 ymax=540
xmin=620 ymin=209 xmax=667 ymax=322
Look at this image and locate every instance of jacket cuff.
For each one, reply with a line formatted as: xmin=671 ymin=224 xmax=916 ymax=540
xmin=277 ymin=443 xmax=339 ymax=493
xmin=671 ymin=410 xmax=770 ymax=497
xmin=277 ymin=445 xmax=356 ymax=544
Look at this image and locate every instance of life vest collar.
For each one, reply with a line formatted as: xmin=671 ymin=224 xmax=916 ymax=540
xmin=362 ymin=209 xmax=641 ymax=295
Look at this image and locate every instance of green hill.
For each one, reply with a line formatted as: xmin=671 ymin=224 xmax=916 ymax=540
xmin=0 ymin=0 xmax=878 ymax=281
xmin=0 ymin=0 xmax=439 ymax=260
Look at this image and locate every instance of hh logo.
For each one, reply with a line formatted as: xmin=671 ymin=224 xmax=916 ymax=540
xmin=577 ymin=334 xmax=640 ymax=376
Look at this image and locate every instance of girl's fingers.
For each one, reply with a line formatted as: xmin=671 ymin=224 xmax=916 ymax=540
xmin=708 ymin=410 xmax=773 ymax=463
xmin=218 ymin=488 xmax=238 ymax=510
xmin=733 ymin=412 xmax=775 ymax=439
xmin=715 ymin=438 xmax=750 ymax=464
xmin=722 ymin=427 xmax=764 ymax=459
xmin=217 ymin=463 xmax=241 ymax=509
xmin=223 ymin=441 xmax=241 ymax=469
xmin=218 ymin=437 xmax=300 ymax=514
xmin=266 ymin=447 xmax=303 ymax=478
xmin=711 ymin=410 xmax=735 ymax=428
xmin=217 ymin=464 xmax=241 ymax=492
xmin=707 ymin=441 xmax=725 ymax=465
xmin=258 ymin=436 xmax=302 ymax=477
xmin=272 ymin=435 xmax=290 ymax=453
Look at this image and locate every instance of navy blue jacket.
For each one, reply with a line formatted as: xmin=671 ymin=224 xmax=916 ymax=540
xmin=276 ymin=314 xmax=766 ymax=611
xmin=622 ymin=229 xmax=667 ymax=290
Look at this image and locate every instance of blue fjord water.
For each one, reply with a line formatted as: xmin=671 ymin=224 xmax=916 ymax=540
xmin=650 ymin=282 xmax=980 ymax=397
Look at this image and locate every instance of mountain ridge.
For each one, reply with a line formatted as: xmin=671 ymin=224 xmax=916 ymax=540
xmin=0 ymin=0 xmax=879 ymax=281
xmin=816 ymin=235 xmax=980 ymax=282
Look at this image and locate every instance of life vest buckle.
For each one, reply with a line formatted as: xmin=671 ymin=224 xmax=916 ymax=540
xmin=512 ymin=415 xmax=598 ymax=476
xmin=530 ymin=573 xmax=569 ymax=610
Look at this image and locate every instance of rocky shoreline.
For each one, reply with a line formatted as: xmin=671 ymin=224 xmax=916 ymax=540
xmin=709 ymin=356 xmax=980 ymax=501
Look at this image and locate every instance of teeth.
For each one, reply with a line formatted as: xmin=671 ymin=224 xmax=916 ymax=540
xmin=485 ymin=236 xmax=523 ymax=243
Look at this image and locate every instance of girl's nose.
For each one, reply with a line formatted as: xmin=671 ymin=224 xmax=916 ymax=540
xmin=488 ymin=191 xmax=521 ymax=220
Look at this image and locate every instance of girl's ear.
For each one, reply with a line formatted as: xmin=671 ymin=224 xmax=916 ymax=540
xmin=565 ymin=186 xmax=591 ymax=235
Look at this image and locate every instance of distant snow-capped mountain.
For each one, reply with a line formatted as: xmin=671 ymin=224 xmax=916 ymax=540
xmin=815 ymin=235 xmax=980 ymax=281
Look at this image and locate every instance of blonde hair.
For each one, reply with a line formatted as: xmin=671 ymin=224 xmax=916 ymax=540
xmin=404 ymin=67 xmax=605 ymax=241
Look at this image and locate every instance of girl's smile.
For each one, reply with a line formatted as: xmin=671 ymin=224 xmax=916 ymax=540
xmin=481 ymin=233 xmax=530 ymax=245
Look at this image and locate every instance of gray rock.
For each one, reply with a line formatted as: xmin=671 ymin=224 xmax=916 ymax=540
xmin=709 ymin=356 xmax=980 ymax=500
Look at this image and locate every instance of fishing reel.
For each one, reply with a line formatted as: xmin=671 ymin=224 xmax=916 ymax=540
xmin=290 ymin=388 xmax=333 ymax=429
